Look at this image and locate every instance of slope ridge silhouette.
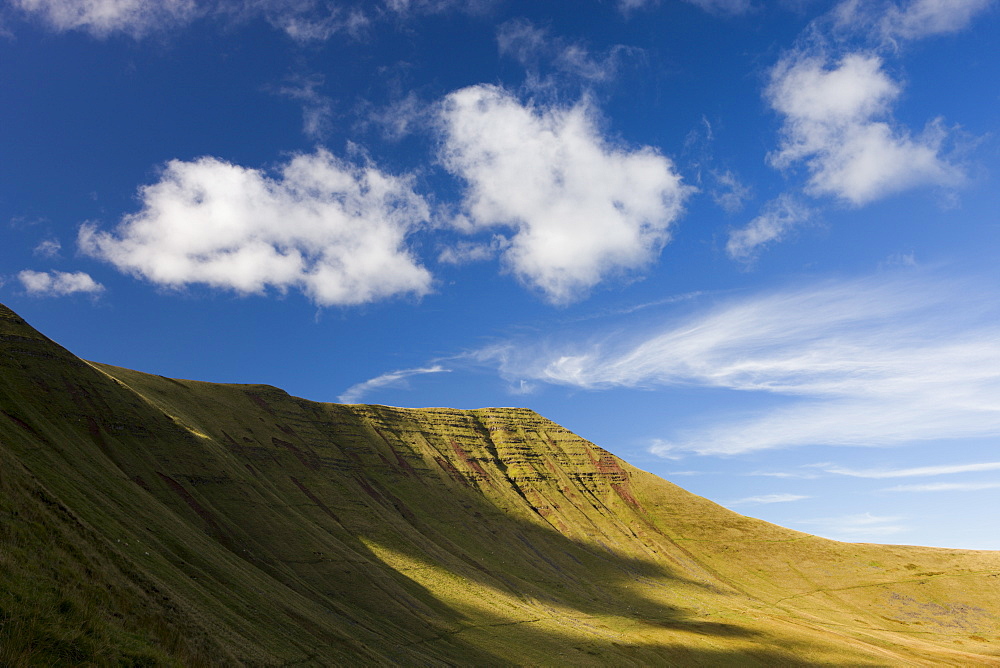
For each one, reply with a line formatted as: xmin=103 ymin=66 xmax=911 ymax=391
xmin=2 ymin=302 xmax=999 ymax=665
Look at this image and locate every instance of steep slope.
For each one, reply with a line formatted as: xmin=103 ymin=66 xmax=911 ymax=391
xmin=2 ymin=302 xmax=999 ymax=666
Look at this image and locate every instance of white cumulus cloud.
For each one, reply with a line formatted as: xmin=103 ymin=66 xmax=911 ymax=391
xmin=79 ymin=149 xmax=433 ymax=307
xmin=767 ymin=53 xmax=961 ymax=205
xmin=438 ymin=84 xmax=691 ymax=304
xmin=18 ymin=269 xmax=104 ymax=296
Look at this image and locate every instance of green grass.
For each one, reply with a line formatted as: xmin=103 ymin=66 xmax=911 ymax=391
xmin=2 ymin=302 xmax=1000 ymax=665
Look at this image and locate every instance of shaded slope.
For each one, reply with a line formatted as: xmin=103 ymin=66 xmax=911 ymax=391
xmin=1 ymin=303 xmax=999 ymax=665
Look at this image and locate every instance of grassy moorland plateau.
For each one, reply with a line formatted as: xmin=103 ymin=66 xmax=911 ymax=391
xmin=1 ymin=302 xmax=999 ymax=666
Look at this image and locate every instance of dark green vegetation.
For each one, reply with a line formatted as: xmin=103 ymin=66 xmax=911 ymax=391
xmin=2 ymin=303 xmax=999 ymax=666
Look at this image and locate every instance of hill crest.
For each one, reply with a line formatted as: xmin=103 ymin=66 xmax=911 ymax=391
xmin=2 ymin=302 xmax=999 ymax=665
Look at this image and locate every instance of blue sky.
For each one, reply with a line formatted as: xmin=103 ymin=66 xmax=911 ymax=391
xmin=2 ymin=0 xmax=999 ymax=549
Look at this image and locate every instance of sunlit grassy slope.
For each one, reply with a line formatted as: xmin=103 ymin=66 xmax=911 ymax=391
xmin=2 ymin=302 xmax=999 ymax=666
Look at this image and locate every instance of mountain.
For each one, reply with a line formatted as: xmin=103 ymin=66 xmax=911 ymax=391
xmin=2 ymin=303 xmax=999 ymax=666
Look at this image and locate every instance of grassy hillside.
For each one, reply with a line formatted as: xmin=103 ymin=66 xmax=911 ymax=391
xmin=2 ymin=302 xmax=999 ymax=666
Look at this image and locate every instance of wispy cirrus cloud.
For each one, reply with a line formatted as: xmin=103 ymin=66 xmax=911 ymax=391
xmin=79 ymin=149 xmax=433 ymax=307
xmin=618 ymin=0 xmax=753 ymax=16
xmin=9 ymin=0 xmax=466 ymax=41
xmin=826 ymin=461 xmax=1000 ymax=478
xmin=10 ymin=0 xmax=198 ymax=38
xmin=438 ymin=84 xmax=691 ymax=304
xmin=798 ymin=512 xmax=909 ymax=539
xmin=477 ymin=271 xmax=1000 ymax=456
xmin=726 ymin=493 xmax=809 ymax=506
xmin=266 ymin=3 xmax=369 ymax=43
xmin=382 ymin=0 xmax=496 ymax=15
xmin=726 ymin=195 xmax=812 ymax=261
xmin=884 ymin=481 xmax=1000 ymax=492
xmin=832 ymin=0 xmax=995 ymax=42
xmin=273 ymin=74 xmax=334 ymax=141
xmin=437 ymin=236 xmax=508 ymax=265
xmin=33 ymin=239 xmax=62 ymax=258
xmin=338 ymin=365 xmax=450 ymax=403
xmin=496 ymin=18 xmax=636 ymax=90
xmin=882 ymin=0 xmax=994 ymax=39
xmin=367 ymin=92 xmax=431 ymax=142
xmin=748 ymin=470 xmax=821 ymax=479
xmin=710 ymin=169 xmax=753 ymax=213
